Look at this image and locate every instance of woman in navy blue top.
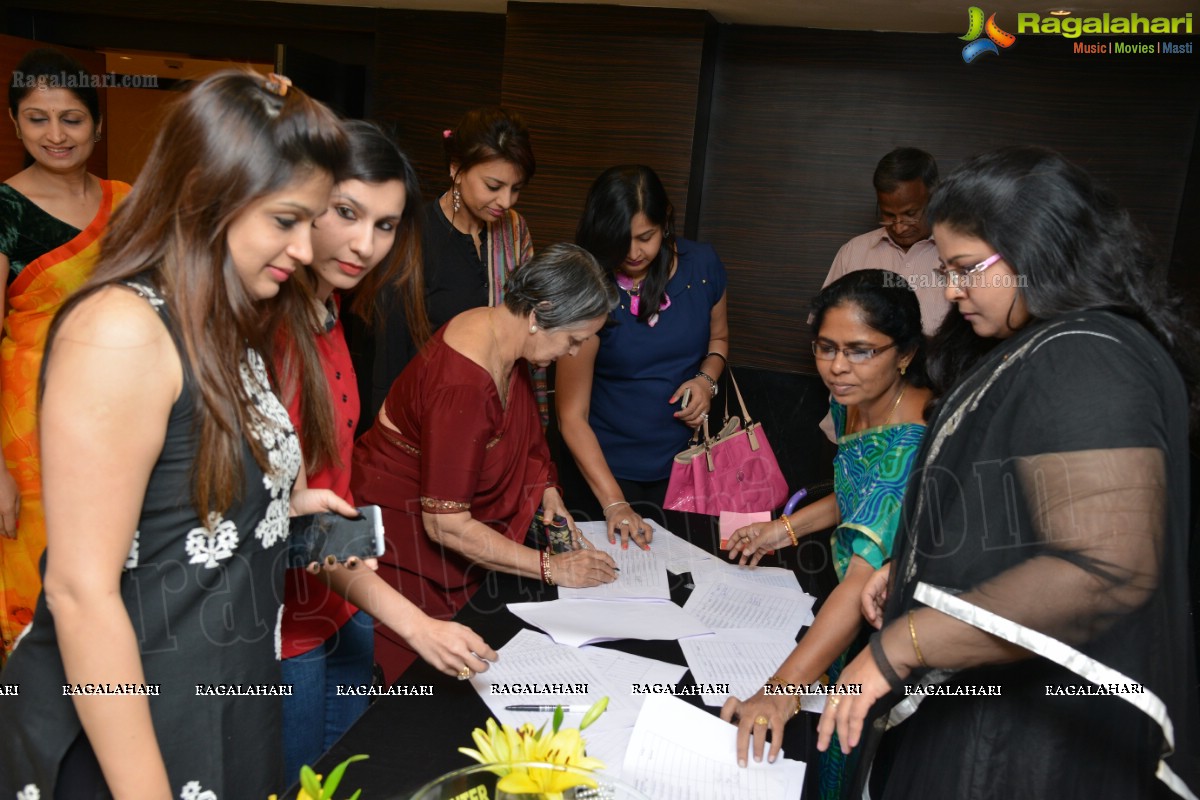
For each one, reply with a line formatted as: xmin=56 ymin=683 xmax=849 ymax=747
xmin=557 ymin=166 xmax=729 ymax=546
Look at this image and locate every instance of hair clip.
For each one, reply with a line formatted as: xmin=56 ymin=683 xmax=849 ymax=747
xmin=442 ymin=129 xmax=453 ymax=139
xmin=264 ymin=73 xmax=293 ymax=97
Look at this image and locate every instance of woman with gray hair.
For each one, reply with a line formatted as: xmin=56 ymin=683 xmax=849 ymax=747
xmin=352 ymin=243 xmax=619 ymax=684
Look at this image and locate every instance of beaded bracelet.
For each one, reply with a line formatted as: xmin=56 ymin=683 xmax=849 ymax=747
xmin=779 ymin=515 xmax=798 ymax=547
xmin=541 ymin=550 xmax=555 ymax=586
xmin=695 ymin=371 xmax=718 ymax=395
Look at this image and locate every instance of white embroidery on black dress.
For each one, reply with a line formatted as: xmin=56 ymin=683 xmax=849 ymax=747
xmin=179 ymin=781 xmax=217 ymax=800
xmin=239 ymin=349 xmax=300 ymax=550
xmin=17 ymin=783 xmax=40 ymax=800
xmin=184 ymin=514 xmax=239 ymax=569
xmin=124 ymin=529 xmax=140 ymax=570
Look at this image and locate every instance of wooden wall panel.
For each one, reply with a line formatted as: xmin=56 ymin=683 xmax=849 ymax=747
xmin=499 ymin=2 xmax=714 ymax=248
xmin=701 ymin=27 xmax=1200 ymax=373
xmin=371 ymin=10 xmax=506 ymax=203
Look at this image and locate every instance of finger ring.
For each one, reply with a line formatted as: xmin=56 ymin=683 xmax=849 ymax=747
xmin=457 ymin=666 xmax=472 ymax=681
xmin=621 ymin=519 xmax=631 ymax=526
xmin=702 ymin=413 xmax=709 ymax=420
xmin=828 ymin=696 xmax=840 ymax=707
xmin=754 ymin=715 xmax=769 ymax=726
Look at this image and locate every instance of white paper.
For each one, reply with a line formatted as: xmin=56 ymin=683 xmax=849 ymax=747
xmin=643 ymin=518 xmax=719 ymax=575
xmin=690 ymin=558 xmax=807 ymax=595
xmin=682 ymin=580 xmax=815 ymax=638
xmin=622 ymin=694 xmax=807 ymax=799
xmin=678 ymin=630 xmax=799 ymax=706
xmin=469 ymin=629 xmax=640 ymax=730
xmin=579 ymin=645 xmax=689 ymax=709
xmin=508 ymin=598 xmax=712 ymax=647
xmin=558 ymin=523 xmax=671 ymax=601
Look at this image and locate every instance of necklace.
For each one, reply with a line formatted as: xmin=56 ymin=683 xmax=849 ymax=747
xmin=850 ymin=383 xmax=906 ymax=433
xmin=615 ymin=272 xmax=670 ymax=326
xmin=487 ymin=313 xmax=511 ymax=407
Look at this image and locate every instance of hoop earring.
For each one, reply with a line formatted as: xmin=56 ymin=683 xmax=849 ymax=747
xmin=452 ymin=187 xmax=462 ymax=214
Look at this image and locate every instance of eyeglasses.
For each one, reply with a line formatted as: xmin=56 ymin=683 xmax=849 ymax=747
xmin=932 ymin=253 xmax=1004 ymax=288
xmin=878 ymin=208 xmax=926 ymax=228
xmin=812 ymin=340 xmax=897 ymax=365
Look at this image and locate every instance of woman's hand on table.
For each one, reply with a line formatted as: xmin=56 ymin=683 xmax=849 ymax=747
xmin=726 ymin=520 xmax=790 ymax=567
xmin=549 ymin=548 xmax=618 ymax=587
xmin=862 ymin=563 xmax=891 ymax=629
xmin=671 ymin=376 xmax=714 ymax=429
xmin=720 ymin=689 xmax=795 ymax=766
xmin=408 ymin=616 xmax=498 ymax=679
xmin=816 ymin=647 xmax=893 ymax=754
xmin=603 ymin=501 xmax=651 ymax=550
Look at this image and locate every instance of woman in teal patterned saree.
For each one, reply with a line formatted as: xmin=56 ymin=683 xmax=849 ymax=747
xmin=721 ymin=269 xmax=932 ymax=799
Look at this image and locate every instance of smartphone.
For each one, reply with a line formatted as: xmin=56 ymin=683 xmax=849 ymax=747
xmin=680 ymin=388 xmax=692 ymax=411
xmin=287 ymin=505 xmax=384 ymax=569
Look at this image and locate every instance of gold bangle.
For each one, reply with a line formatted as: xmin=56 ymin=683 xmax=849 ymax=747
xmin=764 ymin=674 xmax=801 ymax=718
xmin=779 ymin=515 xmax=798 ymax=547
xmin=908 ymin=610 xmax=928 ymax=668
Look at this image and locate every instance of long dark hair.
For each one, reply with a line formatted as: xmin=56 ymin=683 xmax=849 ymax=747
xmin=9 ymin=48 xmax=101 ymax=169
xmin=576 ymin=165 xmax=676 ymax=324
xmin=926 ymin=145 xmax=1200 ymax=419
xmin=46 ymin=70 xmax=346 ymax=521
xmin=274 ymin=120 xmax=426 ymax=475
xmin=810 ymin=269 xmax=930 ymax=389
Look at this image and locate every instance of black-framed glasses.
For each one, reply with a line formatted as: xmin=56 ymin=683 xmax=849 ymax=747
xmin=812 ymin=340 xmax=898 ymax=365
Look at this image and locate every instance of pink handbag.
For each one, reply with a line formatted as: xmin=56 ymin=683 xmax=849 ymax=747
xmin=663 ymin=368 xmax=789 ymax=516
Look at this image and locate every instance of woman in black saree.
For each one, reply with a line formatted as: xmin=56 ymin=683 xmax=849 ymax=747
xmin=817 ymin=146 xmax=1200 ymax=800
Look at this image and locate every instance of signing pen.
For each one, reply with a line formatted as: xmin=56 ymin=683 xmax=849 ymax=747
xmin=504 ymin=704 xmax=591 ymax=712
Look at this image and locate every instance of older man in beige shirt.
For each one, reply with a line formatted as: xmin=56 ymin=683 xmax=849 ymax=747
xmin=823 ymin=147 xmax=948 ymax=335
xmin=818 ymin=148 xmax=947 ymax=441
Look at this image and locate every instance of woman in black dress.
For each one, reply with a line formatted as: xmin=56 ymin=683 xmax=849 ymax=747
xmin=0 ymin=72 xmax=356 ymax=799
xmin=818 ymin=146 xmax=1199 ymax=799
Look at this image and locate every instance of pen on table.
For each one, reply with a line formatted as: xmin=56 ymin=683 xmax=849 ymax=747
xmin=505 ymin=704 xmax=591 ymax=712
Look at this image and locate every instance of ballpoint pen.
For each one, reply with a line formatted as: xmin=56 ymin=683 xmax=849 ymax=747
xmin=504 ymin=704 xmax=591 ymax=712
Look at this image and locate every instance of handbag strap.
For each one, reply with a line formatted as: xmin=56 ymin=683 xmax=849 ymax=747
xmin=725 ymin=366 xmax=754 ymax=425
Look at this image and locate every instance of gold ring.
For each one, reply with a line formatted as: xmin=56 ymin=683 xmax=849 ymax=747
xmin=754 ymin=715 xmax=769 ymax=726
xmin=457 ymin=666 xmax=472 ymax=681
xmin=828 ymin=696 xmax=840 ymax=707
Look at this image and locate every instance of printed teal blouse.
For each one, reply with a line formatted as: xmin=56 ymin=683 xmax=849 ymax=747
xmin=829 ymin=400 xmax=925 ymax=579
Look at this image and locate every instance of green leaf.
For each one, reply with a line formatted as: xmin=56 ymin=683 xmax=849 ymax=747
xmin=580 ymin=697 xmax=609 ymax=731
xmin=552 ymin=704 xmax=564 ymax=733
xmin=347 ymin=792 xmax=362 ymax=800
xmin=299 ymin=765 xmax=322 ymax=798
xmin=319 ymin=754 xmax=368 ymax=799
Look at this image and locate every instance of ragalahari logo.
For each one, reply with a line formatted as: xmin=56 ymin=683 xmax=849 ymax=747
xmin=960 ymin=7 xmax=1017 ymax=62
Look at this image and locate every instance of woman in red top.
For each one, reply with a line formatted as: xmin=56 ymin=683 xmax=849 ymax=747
xmin=353 ymin=243 xmax=620 ymax=684
xmin=275 ymin=121 xmax=495 ymax=778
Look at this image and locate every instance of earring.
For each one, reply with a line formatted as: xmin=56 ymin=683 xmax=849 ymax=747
xmin=529 ymin=325 xmax=538 ymax=334
xmin=93 ymin=133 xmax=102 ymax=143
xmin=452 ymin=187 xmax=462 ymax=214
xmin=900 ymin=363 xmax=908 ymax=376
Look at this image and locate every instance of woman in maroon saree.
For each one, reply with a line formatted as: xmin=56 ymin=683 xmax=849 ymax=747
xmin=353 ymin=243 xmax=620 ymax=683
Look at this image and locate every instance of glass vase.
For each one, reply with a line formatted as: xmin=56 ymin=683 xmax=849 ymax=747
xmin=407 ymin=761 xmax=650 ymax=800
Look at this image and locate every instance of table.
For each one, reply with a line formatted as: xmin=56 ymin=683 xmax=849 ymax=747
xmin=292 ymin=509 xmax=830 ymax=799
